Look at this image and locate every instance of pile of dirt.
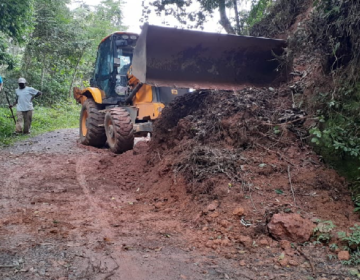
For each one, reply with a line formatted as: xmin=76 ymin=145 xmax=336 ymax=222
xmin=150 ymin=88 xmax=306 ymax=192
xmin=128 ymin=87 xmax=359 ymax=275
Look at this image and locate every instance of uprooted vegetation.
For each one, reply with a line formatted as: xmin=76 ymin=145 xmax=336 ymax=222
xmin=151 ymin=88 xmax=307 ymax=194
xmin=149 ymin=85 xmax=355 ymax=215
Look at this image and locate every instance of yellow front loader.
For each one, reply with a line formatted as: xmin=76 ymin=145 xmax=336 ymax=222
xmin=74 ymin=24 xmax=287 ymax=153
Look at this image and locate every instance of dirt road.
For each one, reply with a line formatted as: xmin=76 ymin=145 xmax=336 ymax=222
xmin=0 ymin=129 xmax=254 ymax=280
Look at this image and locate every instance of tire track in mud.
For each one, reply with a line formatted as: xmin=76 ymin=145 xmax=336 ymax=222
xmin=75 ymin=155 xmax=153 ymax=280
xmin=0 ymin=158 xmax=28 ymax=210
xmin=75 ymin=155 xmax=119 ymax=240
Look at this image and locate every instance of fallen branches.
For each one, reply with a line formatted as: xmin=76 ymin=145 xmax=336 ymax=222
xmin=288 ymin=165 xmax=296 ymax=205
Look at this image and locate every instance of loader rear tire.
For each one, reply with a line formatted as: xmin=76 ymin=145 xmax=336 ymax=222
xmin=104 ymin=107 xmax=134 ymax=154
xmin=79 ymin=98 xmax=106 ymax=147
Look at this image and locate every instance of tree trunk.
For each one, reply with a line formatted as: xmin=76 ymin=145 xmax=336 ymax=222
xmin=219 ymin=0 xmax=235 ymax=34
xmin=69 ymin=49 xmax=85 ymax=98
xmin=40 ymin=56 xmax=46 ymax=91
xmin=233 ymin=0 xmax=240 ymax=34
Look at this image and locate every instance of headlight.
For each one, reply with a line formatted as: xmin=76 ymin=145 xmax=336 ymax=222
xmin=130 ymin=35 xmax=137 ymax=40
xmin=122 ymin=35 xmax=129 ymax=39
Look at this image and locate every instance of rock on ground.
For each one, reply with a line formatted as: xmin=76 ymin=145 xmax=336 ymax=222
xmin=267 ymin=213 xmax=315 ymax=243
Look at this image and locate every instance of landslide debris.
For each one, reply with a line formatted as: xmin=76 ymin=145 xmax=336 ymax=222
xmin=147 ymin=84 xmax=356 ymax=244
xmin=152 ymin=87 xmax=307 ymax=194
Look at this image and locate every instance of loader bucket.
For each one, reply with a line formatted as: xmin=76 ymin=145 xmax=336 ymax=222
xmin=132 ymin=24 xmax=288 ymax=90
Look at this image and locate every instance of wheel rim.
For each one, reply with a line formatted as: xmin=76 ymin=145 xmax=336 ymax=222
xmin=81 ymin=109 xmax=88 ymax=136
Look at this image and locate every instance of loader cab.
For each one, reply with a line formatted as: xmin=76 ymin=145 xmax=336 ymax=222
xmin=91 ymin=32 xmax=138 ymax=103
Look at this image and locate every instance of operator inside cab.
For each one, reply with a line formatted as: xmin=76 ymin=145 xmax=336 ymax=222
xmin=115 ymin=41 xmax=133 ymax=96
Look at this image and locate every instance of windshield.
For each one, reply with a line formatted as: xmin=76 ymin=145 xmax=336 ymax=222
xmin=116 ymin=47 xmax=132 ymax=75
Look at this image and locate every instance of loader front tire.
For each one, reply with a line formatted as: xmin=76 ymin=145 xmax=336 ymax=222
xmin=105 ymin=107 xmax=134 ymax=154
xmin=79 ymin=98 xmax=106 ymax=147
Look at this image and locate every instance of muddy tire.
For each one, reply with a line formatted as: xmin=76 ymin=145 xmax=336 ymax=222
xmin=104 ymin=107 xmax=134 ymax=154
xmin=79 ymin=99 xmax=106 ymax=147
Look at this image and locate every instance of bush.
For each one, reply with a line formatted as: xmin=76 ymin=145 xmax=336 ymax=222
xmin=338 ymin=225 xmax=360 ymax=265
xmin=308 ymin=0 xmax=360 ymax=78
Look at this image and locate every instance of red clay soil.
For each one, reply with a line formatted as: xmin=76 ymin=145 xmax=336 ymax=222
xmin=146 ymin=83 xmax=359 ymax=256
xmin=1 ymin=130 xmax=252 ymax=280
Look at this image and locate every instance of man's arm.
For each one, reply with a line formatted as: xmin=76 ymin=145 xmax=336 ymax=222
xmin=0 ymin=83 xmax=3 ymax=92
xmin=9 ymin=97 xmax=18 ymax=108
xmin=31 ymin=91 xmax=42 ymax=101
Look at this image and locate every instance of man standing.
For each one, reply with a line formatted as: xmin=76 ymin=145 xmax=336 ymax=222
xmin=9 ymin=78 xmax=42 ymax=134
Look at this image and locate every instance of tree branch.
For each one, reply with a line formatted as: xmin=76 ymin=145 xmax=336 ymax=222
xmin=219 ymin=0 xmax=235 ymax=34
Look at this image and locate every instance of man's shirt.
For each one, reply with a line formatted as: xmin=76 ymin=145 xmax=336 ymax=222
xmin=15 ymin=87 xmax=38 ymax=111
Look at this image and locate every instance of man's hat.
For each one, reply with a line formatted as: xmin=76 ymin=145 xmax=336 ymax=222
xmin=18 ymin=77 xmax=27 ymax=83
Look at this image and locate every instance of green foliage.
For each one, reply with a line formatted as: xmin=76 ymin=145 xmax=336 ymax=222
xmin=273 ymin=126 xmax=281 ymax=135
xmin=313 ymin=220 xmax=336 ymax=243
xmin=0 ymin=108 xmax=17 ymax=146
xmin=143 ymin=0 xmax=209 ymax=29
xmin=143 ymin=0 xmax=301 ymax=35
xmin=310 ymin=117 xmax=360 ymax=158
xmin=0 ymin=0 xmax=34 ymax=68
xmin=10 ymin=0 xmax=127 ymax=106
xmin=249 ymin=0 xmax=311 ymax=37
xmin=338 ymin=225 xmax=360 ymax=250
xmin=275 ymin=189 xmax=283 ymax=194
xmin=338 ymin=225 xmax=360 ymax=265
xmin=0 ymin=35 xmax=17 ymax=70
xmin=22 ymin=0 xmax=84 ymax=102
xmin=329 ymin=243 xmax=339 ymax=252
xmin=143 ymin=0 xmax=256 ymax=34
xmin=309 ymin=83 xmax=360 ymax=194
xmin=31 ymin=101 xmax=79 ymax=132
xmin=308 ymin=0 xmax=360 ymax=78
xmin=0 ymin=0 xmax=34 ymax=43
xmin=246 ymin=0 xmax=272 ymax=28
xmin=0 ymin=100 xmax=79 ymax=146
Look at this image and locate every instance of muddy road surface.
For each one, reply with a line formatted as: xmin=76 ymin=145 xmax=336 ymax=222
xmin=0 ymin=129 xmax=252 ymax=280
